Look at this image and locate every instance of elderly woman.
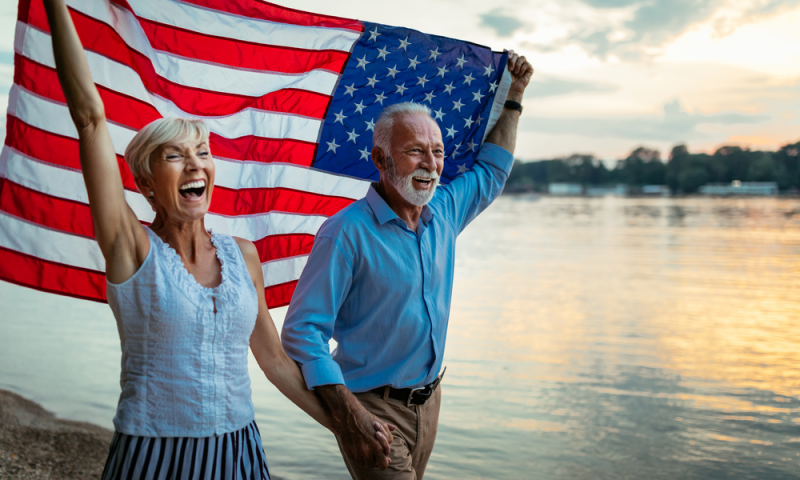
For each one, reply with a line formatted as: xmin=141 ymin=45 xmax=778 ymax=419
xmin=42 ymin=1 xmax=393 ymax=478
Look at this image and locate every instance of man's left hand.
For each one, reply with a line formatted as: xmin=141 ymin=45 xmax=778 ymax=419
xmin=505 ymin=50 xmax=534 ymax=103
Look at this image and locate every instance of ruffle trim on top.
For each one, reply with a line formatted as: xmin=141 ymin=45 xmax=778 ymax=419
xmin=145 ymin=227 xmax=235 ymax=307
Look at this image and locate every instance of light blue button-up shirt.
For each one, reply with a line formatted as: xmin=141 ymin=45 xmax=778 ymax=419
xmin=281 ymin=143 xmax=514 ymax=392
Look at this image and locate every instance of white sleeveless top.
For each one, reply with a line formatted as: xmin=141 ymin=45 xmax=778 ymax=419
xmin=106 ymin=227 xmax=259 ymax=437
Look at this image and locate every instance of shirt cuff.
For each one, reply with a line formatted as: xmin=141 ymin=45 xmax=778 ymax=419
xmin=477 ymin=142 xmax=514 ymax=175
xmin=300 ymin=357 xmax=346 ymax=390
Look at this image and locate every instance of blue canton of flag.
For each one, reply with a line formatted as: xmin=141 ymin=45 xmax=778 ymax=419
xmin=313 ymin=22 xmax=511 ymax=184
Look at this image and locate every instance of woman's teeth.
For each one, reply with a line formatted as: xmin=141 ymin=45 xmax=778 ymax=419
xmin=179 ymin=180 xmax=206 ymax=199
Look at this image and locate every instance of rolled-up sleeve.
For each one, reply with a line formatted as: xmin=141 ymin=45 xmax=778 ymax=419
xmin=434 ymin=142 xmax=514 ymax=232
xmin=280 ymin=235 xmax=352 ymax=389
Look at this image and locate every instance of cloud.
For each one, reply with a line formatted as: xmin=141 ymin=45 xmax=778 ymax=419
xmin=480 ymin=8 xmax=526 ymax=37
xmin=526 ymin=74 xmax=617 ymax=98
xmin=520 ymin=100 xmax=769 ymax=142
xmin=0 ymin=50 xmax=13 ymax=66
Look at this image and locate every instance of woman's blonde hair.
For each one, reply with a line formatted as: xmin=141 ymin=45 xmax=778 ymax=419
xmin=124 ymin=117 xmax=210 ymax=179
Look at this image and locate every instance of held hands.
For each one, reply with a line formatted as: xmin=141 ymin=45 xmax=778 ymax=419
xmin=505 ymin=50 xmax=534 ymax=103
xmin=338 ymin=402 xmax=397 ymax=470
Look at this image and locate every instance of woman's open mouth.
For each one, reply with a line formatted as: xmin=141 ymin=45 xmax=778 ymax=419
xmin=179 ymin=179 xmax=206 ymax=200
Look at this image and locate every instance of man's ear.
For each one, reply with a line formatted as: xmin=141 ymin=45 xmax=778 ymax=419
xmin=372 ymin=146 xmax=388 ymax=173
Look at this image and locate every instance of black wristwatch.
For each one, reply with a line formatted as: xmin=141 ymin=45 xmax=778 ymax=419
xmin=504 ymin=100 xmax=523 ymax=114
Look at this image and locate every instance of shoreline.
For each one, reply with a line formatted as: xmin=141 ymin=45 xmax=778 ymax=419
xmin=0 ymin=389 xmax=113 ymax=479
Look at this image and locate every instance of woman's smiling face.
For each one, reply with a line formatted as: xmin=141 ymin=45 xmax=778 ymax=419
xmin=143 ymin=139 xmax=215 ymax=223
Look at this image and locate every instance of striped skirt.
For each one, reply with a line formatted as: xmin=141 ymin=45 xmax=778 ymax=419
xmin=101 ymin=420 xmax=270 ymax=480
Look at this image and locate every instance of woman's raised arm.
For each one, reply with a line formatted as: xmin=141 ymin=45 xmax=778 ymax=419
xmin=43 ymin=0 xmax=147 ymax=282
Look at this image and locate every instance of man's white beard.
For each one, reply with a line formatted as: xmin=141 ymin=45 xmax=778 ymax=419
xmin=386 ymin=157 xmax=440 ymax=206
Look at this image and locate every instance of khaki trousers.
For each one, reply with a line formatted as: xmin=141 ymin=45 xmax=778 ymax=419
xmin=337 ymin=386 xmax=442 ymax=480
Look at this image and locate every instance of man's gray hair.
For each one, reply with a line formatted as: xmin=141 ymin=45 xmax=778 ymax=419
xmin=372 ymin=102 xmax=433 ymax=157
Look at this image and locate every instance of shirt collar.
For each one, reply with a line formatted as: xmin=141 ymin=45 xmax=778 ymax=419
xmin=366 ymin=184 xmax=434 ymax=227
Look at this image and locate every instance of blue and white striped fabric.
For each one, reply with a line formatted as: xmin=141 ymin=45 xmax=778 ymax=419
xmin=101 ymin=420 xmax=270 ymax=480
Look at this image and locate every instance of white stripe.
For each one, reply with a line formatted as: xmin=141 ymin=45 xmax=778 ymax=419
xmin=126 ymin=0 xmax=361 ymax=52
xmin=214 ymin=160 xmax=369 ymax=200
xmin=18 ymin=25 xmax=324 ymax=142
xmin=483 ymin=67 xmax=512 ymax=143
xmin=57 ymin=0 xmax=345 ymax=97
xmin=8 ymin=85 xmax=137 ymax=156
xmin=0 ymin=209 xmax=106 ymax=272
xmin=261 ymin=255 xmax=309 ymax=288
xmin=0 ymin=146 xmax=336 ymax=240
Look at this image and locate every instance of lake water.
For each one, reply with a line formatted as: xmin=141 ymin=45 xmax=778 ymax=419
xmin=1 ymin=195 xmax=800 ymax=479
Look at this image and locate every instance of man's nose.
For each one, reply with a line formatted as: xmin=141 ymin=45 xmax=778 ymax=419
xmin=420 ymin=150 xmax=437 ymax=170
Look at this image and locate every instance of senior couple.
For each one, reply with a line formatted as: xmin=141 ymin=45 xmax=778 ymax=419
xmin=42 ymin=0 xmax=532 ymax=478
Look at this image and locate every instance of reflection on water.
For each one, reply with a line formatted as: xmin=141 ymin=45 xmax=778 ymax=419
xmin=1 ymin=196 xmax=799 ymax=479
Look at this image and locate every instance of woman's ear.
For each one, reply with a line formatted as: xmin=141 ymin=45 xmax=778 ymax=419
xmin=134 ymin=177 xmax=157 ymax=211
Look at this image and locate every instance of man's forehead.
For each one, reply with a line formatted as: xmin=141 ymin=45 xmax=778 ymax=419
xmin=395 ymin=114 xmax=442 ymax=139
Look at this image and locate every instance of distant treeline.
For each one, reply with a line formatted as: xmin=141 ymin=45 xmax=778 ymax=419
xmin=507 ymin=142 xmax=800 ymax=193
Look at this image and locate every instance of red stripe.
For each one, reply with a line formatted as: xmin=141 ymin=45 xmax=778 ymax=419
xmin=5 ymin=116 xmax=139 ymax=190
xmin=0 ymin=246 xmax=107 ymax=303
xmin=25 ymin=3 xmax=332 ymax=119
xmin=264 ymin=280 xmax=298 ymax=309
xmin=172 ymin=0 xmax=363 ymax=33
xmin=17 ymin=0 xmax=33 ymax=23
xmin=211 ymin=186 xmax=354 ymax=217
xmin=138 ymin=17 xmax=350 ymax=75
xmin=252 ymin=235 xmax=315 ymax=264
xmin=0 ymin=178 xmax=322 ymax=262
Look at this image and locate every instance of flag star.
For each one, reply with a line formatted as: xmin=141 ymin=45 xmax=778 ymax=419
xmin=376 ymin=46 xmax=390 ymax=61
xmin=374 ymin=91 xmax=387 ymax=105
xmin=395 ymin=83 xmax=408 ymax=95
xmin=488 ymin=81 xmax=498 ymax=93
xmin=356 ymin=55 xmax=370 ymax=70
xmin=443 ymin=82 xmax=456 ymax=95
xmin=387 ymin=65 xmax=400 ymax=79
xmin=416 ymin=74 xmax=430 ymax=87
xmin=446 ymin=125 xmax=458 ymax=138
xmin=354 ymin=100 xmax=367 ymax=114
xmin=483 ymin=64 xmax=495 ymax=77
xmin=463 ymin=73 xmax=475 ymax=85
xmin=423 ymin=91 xmax=436 ymax=103
xmin=365 ymin=118 xmax=376 ymax=131
xmin=436 ymin=65 xmax=450 ymax=78
xmin=451 ymin=98 xmax=465 ymax=112
xmin=334 ymin=110 xmax=347 ymax=124
xmin=346 ymin=128 xmax=360 ymax=143
xmin=326 ymin=138 xmax=340 ymax=153
xmin=456 ymin=54 xmax=468 ymax=68
xmin=408 ymin=56 xmax=420 ymax=70
xmin=343 ymin=83 xmax=357 ymax=97
xmin=398 ymin=36 xmax=412 ymax=51
xmin=429 ymin=48 xmax=441 ymax=61
xmin=476 ymin=115 xmax=484 ymax=125
xmin=359 ymin=146 xmax=371 ymax=161
xmin=463 ymin=116 xmax=474 ymax=128
xmin=368 ymin=27 xmax=381 ymax=42
xmin=467 ymin=140 xmax=478 ymax=152
xmin=433 ymin=107 xmax=445 ymax=121
xmin=457 ymin=163 xmax=469 ymax=173
xmin=472 ymin=89 xmax=485 ymax=102
xmin=366 ymin=74 xmax=380 ymax=88
xmin=450 ymin=142 xmax=461 ymax=158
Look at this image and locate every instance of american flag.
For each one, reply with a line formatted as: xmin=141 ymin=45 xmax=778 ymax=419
xmin=0 ymin=0 xmax=511 ymax=308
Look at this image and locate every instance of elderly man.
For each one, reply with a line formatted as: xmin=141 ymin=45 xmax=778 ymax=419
xmin=281 ymin=52 xmax=533 ymax=479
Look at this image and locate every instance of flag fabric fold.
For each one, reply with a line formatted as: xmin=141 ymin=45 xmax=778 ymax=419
xmin=0 ymin=0 xmax=510 ymax=308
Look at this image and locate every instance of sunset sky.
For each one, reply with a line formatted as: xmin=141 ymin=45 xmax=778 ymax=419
xmin=1 ymin=0 xmax=798 ymax=161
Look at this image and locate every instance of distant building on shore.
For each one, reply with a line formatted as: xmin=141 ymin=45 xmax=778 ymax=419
xmin=642 ymin=185 xmax=670 ymax=196
xmin=586 ymin=184 xmax=628 ymax=196
xmin=549 ymin=183 xmax=583 ymax=195
xmin=699 ymin=181 xmax=778 ymax=196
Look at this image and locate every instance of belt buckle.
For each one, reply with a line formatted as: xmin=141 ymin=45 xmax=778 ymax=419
xmin=406 ymin=386 xmax=426 ymax=407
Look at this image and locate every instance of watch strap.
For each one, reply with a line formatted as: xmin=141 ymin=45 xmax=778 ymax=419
xmin=504 ymin=100 xmax=523 ymax=113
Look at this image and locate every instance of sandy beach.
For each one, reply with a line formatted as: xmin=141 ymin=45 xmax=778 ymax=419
xmin=0 ymin=389 xmax=112 ymax=479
